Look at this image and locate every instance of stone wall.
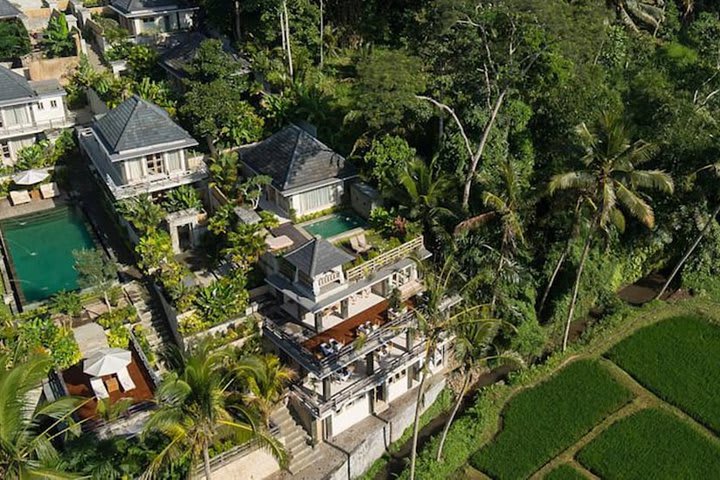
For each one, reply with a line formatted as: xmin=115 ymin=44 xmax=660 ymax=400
xmin=209 ymin=448 xmax=280 ymax=480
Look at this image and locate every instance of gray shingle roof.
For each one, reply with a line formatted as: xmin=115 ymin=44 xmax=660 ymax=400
xmin=160 ymin=32 xmax=250 ymax=80
xmin=111 ymin=0 xmax=187 ymax=13
xmin=0 ymin=0 xmax=22 ymax=19
xmin=284 ymin=238 xmax=354 ymax=277
xmin=240 ymin=124 xmax=355 ymax=193
xmin=0 ymin=65 xmax=35 ymax=104
xmin=93 ymin=95 xmax=198 ymax=157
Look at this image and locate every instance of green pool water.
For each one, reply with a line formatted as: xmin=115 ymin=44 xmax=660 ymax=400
xmin=1 ymin=206 xmax=95 ymax=303
xmin=303 ymin=212 xmax=366 ymax=239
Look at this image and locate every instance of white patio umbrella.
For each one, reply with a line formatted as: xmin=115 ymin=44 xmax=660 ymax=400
xmin=13 ymin=169 xmax=49 ymax=186
xmin=83 ymin=348 xmax=132 ymax=377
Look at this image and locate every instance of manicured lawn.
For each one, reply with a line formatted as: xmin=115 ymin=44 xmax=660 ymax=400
xmin=578 ymin=408 xmax=720 ymax=479
xmin=606 ymin=315 xmax=720 ymax=432
xmin=470 ymin=360 xmax=632 ymax=480
xmin=544 ymin=464 xmax=587 ymax=480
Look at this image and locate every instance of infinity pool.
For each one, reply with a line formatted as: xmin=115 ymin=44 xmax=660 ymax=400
xmin=302 ymin=212 xmax=366 ymax=239
xmin=1 ymin=206 xmax=95 ymax=303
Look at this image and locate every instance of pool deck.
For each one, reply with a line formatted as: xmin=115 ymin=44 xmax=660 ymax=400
xmin=0 ymin=193 xmax=69 ymax=220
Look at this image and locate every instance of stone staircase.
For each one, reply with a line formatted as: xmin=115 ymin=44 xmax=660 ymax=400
xmin=270 ymin=403 xmax=317 ymax=474
xmin=123 ymin=281 xmax=174 ymax=372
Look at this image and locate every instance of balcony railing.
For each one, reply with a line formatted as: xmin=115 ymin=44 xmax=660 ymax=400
xmin=0 ymin=117 xmax=73 ymax=137
xmin=345 ymin=236 xmax=425 ymax=283
xmin=198 ymin=425 xmax=282 ymax=476
xmin=110 ymin=162 xmax=208 ymax=199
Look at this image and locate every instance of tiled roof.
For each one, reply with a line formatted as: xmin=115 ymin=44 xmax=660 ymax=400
xmin=93 ymin=95 xmax=197 ymax=156
xmin=0 ymin=0 xmax=22 ymax=19
xmin=160 ymin=32 xmax=250 ymax=80
xmin=0 ymin=65 xmax=35 ymax=104
xmin=284 ymin=238 xmax=354 ymax=277
xmin=240 ymin=124 xmax=355 ymax=193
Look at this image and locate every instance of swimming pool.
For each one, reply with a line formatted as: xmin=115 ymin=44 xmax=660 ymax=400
xmin=1 ymin=206 xmax=96 ymax=303
xmin=302 ymin=211 xmax=367 ymax=239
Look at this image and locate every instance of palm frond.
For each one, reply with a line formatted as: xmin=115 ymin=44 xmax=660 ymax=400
xmin=628 ymin=169 xmax=674 ymax=194
xmin=615 ymin=182 xmax=655 ymax=228
xmin=453 ymin=212 xmax=496 ymax=235
xmin=548 ymin=171 xmax=595 ymax=195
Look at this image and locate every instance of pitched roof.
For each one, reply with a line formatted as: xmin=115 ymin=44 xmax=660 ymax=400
xmin=160 ymin=32 xmax=250 ymax=80
xmin=111 ymin=0 xmax=188 ymax=13
xmin=93 ymin=95 xmax=198 ymax=158
xmin=283 ymin=238 xmax=354 ymax=277
xmin=240 ymin=125 xmax=355 ymax=193
xmin=0 ymin=65 xmax=35 ymax=104
xmin=0 ymin=0 xmax=21 ymax=19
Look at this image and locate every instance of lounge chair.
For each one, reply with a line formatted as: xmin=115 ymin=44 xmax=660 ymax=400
xmin=350 ymin=234 xmax=371 ymax=253
xmin=319 ymin=342 xmax=334 ymax=357
xmin=40 ymin=182 xmax=60 ymax=199
xmin=90 ymin=377 xmax=109 ymax=399
xmin=117 ymin=367 xmax=136 ymax=391
xmin=9 ymin=190 xmax=31 ymax=206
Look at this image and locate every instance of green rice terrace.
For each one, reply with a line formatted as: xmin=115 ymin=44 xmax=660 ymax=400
xmin=462 ymin=308 xmax=720 ymax=480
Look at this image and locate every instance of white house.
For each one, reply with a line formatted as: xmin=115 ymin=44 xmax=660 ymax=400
xmin=239 ymin=124 xmax=357 ymax=218
xmin=0 ymin=65 xmax=70 ymax=166
xmin=109 ymin=0 xmax=198 ymax=38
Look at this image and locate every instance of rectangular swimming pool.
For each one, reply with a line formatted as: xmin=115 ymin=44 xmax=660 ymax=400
xmin=302 ymin=211 xmax=366 ymax=239
xmin=1 ymin=206 xmax=96 ymax=303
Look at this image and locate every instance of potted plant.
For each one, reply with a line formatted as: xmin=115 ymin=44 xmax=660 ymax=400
xmin=388 ymin=287 xmax=402 ymax=317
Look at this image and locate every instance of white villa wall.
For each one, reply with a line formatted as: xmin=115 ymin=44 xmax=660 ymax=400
xmin=289 ymin=182 xmax=344 ymax=217
xmin=332 ymin=393 xmax=370 ymax=436
xmin=31 ymin=94 xmax=67 ymax=124
xmin=387 ymin=368 xmax=410 ymax=402
xmin=209 ymin=448 xmax=280 ymax=480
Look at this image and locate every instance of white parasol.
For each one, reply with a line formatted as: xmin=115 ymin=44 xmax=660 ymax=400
xmin=83 ymin=348 xmax=132 ymax=377
xmin=13 ymin=169 xmax=50 ymax=186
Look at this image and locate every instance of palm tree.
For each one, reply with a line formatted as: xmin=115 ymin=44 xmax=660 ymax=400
xmin=407 ymin=258 xmax=494 ymax=480
xmin=235 ymin=354 xmax=296 ymax=427
xmin=435 ymin=311 xmax=523 ymax=461
xmin=142 ymin=342 xmax=285 ymax=480
xmin=0 ymin=355 xmax=85 ymax=479
xmin=656 ymin=162 xmax=720 ymax=299
xmin=549 ymin=111 xmax=673 ymax=351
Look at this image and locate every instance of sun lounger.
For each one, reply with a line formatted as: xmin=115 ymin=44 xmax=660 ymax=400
xmin=349 ymin=234 xmax=371 ymax=254
xmin=9 ymin=190 xmax=31 ymax=206
xmin=40 ymin=182 xmax=60 ymax=199
xmin=319 ymin=342 xmax=334 ymax=357
xmin=90 ymin=376 xmax=109 ymax=399
xmin=117 ymin=367 xmax=136 ymax=391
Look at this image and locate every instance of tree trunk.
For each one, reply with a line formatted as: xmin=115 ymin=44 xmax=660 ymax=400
xmin=436 ymin=371 xmax=469 ymax=461
xmin=538 ymin=243 xmax=570 ymax=316
xmin=203 ymin=444 xmax=212 ymax=480
xmin=656 ymin=202 xmax=720 ymax=300
xmin=283 ymin=0 xmax=293 ymax=78
xmin=562 ymin=227 xmax=595 ymax=351
xmin=233 ymin=0 xmax=242 ymax=41
xmin=461 ymin=89 xmax=507 ymax=210
xmin=103 ymin=291 xmax=112 ymax=313
xmin=409 ymin=362 xmax=429 ymax=480
xmin=319 ymin=0 xmax=324 ymax=66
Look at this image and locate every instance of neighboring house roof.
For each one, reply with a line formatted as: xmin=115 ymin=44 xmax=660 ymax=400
xmin=160 ymin=32 xmax=250 ymax=81
xmin=240 ymin=124 xmax=356 ymax=194
xmin=0 ymin=65 xmax=35 ymax=105
xmin=93 ymin=95 xmax=198 ymax=159
xmin=284 ymin=238 xmax=354 ymax=277
xmin=0 ymin=0 xmax=22 ymax=19
xmin=110 ymin=0 xmax=195 ymax=14
xmin=234 ymin=206 xmax=261 ymax=225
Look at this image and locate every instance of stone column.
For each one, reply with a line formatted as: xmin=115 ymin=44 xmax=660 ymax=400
xmin=366 ymin=352 xmax=374 ymax=375
xmin=322 ymin=377 xmax=332 ymax=401
xmin=341 ymin=298 xmax=349 ymax=319
xmin=314 ymin=311 xmax=324 ymax=332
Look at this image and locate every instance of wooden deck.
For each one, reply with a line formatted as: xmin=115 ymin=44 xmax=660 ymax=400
xmin=62 ymin=348 xmax=155 ymax=421
xmin=303 ymin=300 xmax=389 ymax=354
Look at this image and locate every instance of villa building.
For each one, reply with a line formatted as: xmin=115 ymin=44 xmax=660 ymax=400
xmin=0 ymin=0 xmax=21 ymax=21
xmin=239 ymin=124 xmax=357 ymax=218
xmin=109 ymin=0 xmax=198 ymax=39
xmin=262 ymin=234 xmax=451 ymax=442
xmin=79 ymin=95 xmax=208 ymax=252
xmin=0 ymin=65 xmax=70 ymax=166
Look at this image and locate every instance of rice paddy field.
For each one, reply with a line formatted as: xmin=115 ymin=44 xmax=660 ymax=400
xmin=468 ymin=313 xmax=720 ymax=480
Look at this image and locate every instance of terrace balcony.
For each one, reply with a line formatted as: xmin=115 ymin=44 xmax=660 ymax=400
xmin=345 ymin=236 xmax=429 ymax=283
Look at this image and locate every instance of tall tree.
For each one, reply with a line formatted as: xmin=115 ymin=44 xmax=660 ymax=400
xmin=235 ymin=354 xmax=296 ymax=427
xmin=73 ymin=249 xmax=117 ymax=311
xmin=549 ymin=112 xmax=673 ymax=350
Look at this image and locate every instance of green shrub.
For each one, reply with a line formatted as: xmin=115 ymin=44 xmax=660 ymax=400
xmin=578 ymin=409 xmax=720 ymax=479
xmin=470 ymin=360 xmax=632 ymax=480
xmin=543 ymin=464 xmax=586 ymax=480
xmin=606 ymin=315 xmax=720 ymax=433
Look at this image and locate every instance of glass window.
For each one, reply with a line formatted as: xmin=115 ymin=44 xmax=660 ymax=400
xmin=1 ymin=142 xmax=10 ymax=159
xmin=4 ymin=106 xmax=29 ymax=126
xmin=50 ymin=100 xmax=57 ymax=108
xmin=37 ymin=102 xmax=44 ymax=110
xmin=146 ymin=153 xmax=164 ymax=175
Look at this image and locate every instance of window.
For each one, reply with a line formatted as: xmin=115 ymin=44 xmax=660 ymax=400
xmin=37 ymin=102 xmax=44 ymax=110
xmin=146 ymin=153 xmax=164 ymax=174
xmin=50 ymin=100 xmax=57 ymax=108
xmin=1 ymin=142 xmax=10 ymax=159
xmin=4 ymin=106 xmax=29 ymax=127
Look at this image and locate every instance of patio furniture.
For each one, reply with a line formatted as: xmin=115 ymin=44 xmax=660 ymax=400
xmin=105 ymin=377 xmax=120 ymax=393
xmin=319 ymin=342 xmax=334 ymax=357
xmin=40 ymin=182 xmax=60 ymax=199
xmin=13 ymin=169 xmax=49 ymax=186
xmin=9 ymin=190 xmax=31 ymax=206
xmin=90 ymin=377 xmax=109 ymax=399
xmin=117 ymin=367 xmax=136 ymax=391
xmin=350 ymin=233 xmax=371 ymax=253
xmin=328 ymin=338 xmax=343 ymax=352
xmin=84 ymin=348 xmax=132 ymax=377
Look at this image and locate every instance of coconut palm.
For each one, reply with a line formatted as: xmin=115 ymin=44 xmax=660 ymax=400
xmin=549 ymin=111 xmax=673 ymax=351
xmin=142 ymin=342 xmax=285 ymax=480
xmin=235 ymin=354 xmax=296 ymax=427
xmin=0 ymin=355 xmax=85 ymax=479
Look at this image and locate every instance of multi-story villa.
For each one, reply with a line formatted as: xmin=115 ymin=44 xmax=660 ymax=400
xmin=110 ymin=0 xmax=198 ymax=38
xmin=0 ymin=65 xmax=71 ymax=166
xmin=262 ymin=234 xmax=450 ymax=441
xmin=78 ymin=95 xmax=208 ymax=252
xmin=239 ymin=124 xmax=357 ymax=218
